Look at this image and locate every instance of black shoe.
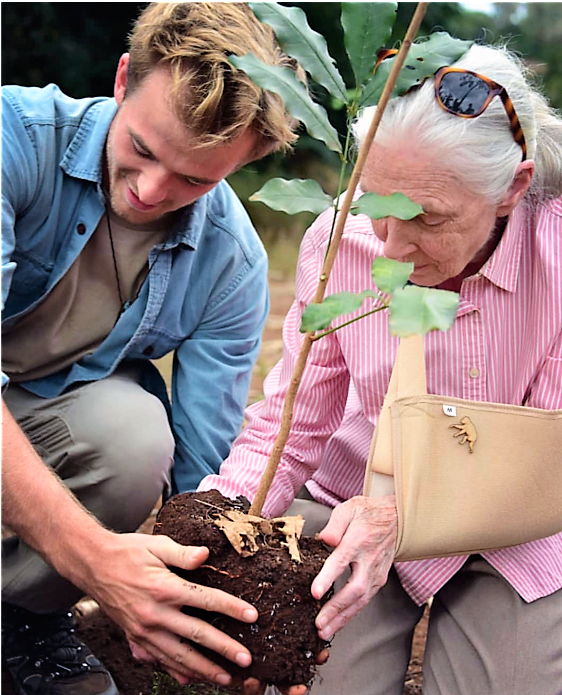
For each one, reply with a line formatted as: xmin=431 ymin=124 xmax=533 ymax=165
xmin=1 ymin=603 xmax=119 ymax=695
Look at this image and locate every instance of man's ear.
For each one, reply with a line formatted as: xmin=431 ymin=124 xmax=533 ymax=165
xmin=114 ymin=53 xmax=130 ymax=106
xmin=496 ymin=160 xmax=535 ymax=217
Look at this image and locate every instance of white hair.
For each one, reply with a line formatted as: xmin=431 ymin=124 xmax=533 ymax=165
xmin=353 ymin=43 xmax=562 ymax=205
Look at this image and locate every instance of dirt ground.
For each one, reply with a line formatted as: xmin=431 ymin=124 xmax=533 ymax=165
xmin=2 ymin=275 xmax=427 ymax=694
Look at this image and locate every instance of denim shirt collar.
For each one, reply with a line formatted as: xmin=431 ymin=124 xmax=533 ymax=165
xmin=60 ymin=96 xmax=208 ymax=251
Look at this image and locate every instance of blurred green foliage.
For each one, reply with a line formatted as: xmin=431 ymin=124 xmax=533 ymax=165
xmin=3 ymin=2 xmax=560 ymax=259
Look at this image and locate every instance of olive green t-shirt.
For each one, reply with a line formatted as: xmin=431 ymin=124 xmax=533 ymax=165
xmin=2 ymin=209 xmax=171 ymax=382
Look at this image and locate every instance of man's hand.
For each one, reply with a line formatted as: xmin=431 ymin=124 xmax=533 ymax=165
xmin=311 ymin=495 xmax=397 ymax=640
xmin=75 ymin=532 xmax=258 ymax=689
xmin=2 ymin=403 xmax=257 ymax=688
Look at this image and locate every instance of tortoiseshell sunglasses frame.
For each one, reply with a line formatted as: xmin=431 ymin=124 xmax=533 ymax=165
xmin=373 ymin=49 xmax=527 ymax=160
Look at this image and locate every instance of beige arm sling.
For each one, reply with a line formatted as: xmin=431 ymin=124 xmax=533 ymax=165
xmin=363 ymin=335 xmax=562 ymax=561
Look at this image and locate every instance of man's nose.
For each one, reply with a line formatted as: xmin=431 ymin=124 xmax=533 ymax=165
xmin=136 ymin=167 xmax=169 ymax=206
xmin=372 ymin=218 xmax=417 ymax=260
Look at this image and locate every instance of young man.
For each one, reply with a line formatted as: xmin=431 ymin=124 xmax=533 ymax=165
xmin=1 ymin=4 xmax=305 ymax=695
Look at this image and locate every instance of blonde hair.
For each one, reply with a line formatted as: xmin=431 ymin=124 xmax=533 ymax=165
xmin=354 ymin=44 xmax=562 ymax=204
xmin=127 ymin=2 xmax=305 ymax=155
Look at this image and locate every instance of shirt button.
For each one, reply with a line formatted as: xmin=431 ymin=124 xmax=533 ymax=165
xmin=76 ymin=223 xmax=86 ymax=234
xmin=469 ymin=367 xmax=480 ymax=378
xmin=143 ymin=346 xmax=154 ymax=356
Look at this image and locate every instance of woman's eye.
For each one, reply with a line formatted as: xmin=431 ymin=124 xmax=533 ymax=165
xmin=421 ymin=215 xmax=447 ymax=227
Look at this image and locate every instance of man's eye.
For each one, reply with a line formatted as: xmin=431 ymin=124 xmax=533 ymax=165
xmin=132 ymin=140 xmax=152 ymax=159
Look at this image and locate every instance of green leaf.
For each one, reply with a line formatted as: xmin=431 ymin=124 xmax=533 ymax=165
xmin=300 ymin=290 xmax=380 ymax=332
xmin=388 ymin=286 xmax=459 ymax=337
xmin=359 ymin=32 xmax=473 ymax=108
xmin=249 ymin=2 xmax=348 ymax=104
xmin=250 ymin=178 xmax=333 ymax=215
xmin=371 ymin=257 xmax=413 ymax=294
xmin=229 ymin=53 xmax=342 ymax=153
xmin=341 ymin=2 xmax=397 ymax=88
xmin=350 ymin=192 xmax=424 ymax=220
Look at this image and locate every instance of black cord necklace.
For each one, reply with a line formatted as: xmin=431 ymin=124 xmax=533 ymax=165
xmin=106 ymin=209 xmax=167 ymax=322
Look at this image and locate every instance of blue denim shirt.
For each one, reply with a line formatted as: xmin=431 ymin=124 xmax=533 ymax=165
xmin=1 ymin=84 xmax=269 ymax=492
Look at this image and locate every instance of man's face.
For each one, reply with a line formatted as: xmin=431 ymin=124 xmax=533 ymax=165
xmin=361 ymin=142 xmax=501 ymax=287
xmin=104 ymin=56 xmax=258 ymax=225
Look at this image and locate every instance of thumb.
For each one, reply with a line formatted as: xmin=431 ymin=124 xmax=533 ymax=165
xmin=151 ymin=536 xmax=210 ymax=570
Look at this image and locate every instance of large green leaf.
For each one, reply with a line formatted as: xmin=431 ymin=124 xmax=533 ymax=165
xmin=341 ymin=2 xmax=397 ymax=88
xmin=350 ymin=192 xmax=424 ymax=220
xmin=359 ymin=33 xmax=473 ymax=108
xmin=229 ymin=53 xmax=342 ymax=153
xmin=388 ymin=286 xmax=459 ymax=337
xmin=249 ymin=2 xmax=348 ymax=104
xmin=250 ymin=178 xmax=333 ymax=215
xmin=371 ymin=257 xmax=413 ymax=294
xmin=300 ymin=290 xmax=380 ymax=333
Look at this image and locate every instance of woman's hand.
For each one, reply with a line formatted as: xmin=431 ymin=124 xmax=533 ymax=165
xmin=311 ymin=495 xmax=397 ymax=640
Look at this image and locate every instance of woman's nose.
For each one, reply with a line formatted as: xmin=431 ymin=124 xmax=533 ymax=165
xmin=372 ymin=219 xmax=417 ymax=260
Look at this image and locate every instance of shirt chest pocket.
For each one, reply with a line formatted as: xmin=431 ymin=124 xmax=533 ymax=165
xmin=4 ymin=252 xmax=53 ymax=318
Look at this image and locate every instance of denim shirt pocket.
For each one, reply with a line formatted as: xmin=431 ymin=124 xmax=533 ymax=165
xmin=3 ymin=250 xmax=53 ymax=318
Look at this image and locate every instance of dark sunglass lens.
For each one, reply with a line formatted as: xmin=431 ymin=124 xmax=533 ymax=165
xmin=438 ymin=72 xmax=490 ymax=115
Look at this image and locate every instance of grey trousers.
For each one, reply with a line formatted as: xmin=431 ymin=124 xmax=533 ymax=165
xmin=2 ymin=366 xmax=175 ymax=613
xmin=274 ymin=495 xmax=562 ymax=695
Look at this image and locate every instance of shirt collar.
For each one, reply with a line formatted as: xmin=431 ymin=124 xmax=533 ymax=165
xmin=60 ymin=97 xmax=118 ymax=184
xmin=478 ymin=203 xmax=525 ymax=292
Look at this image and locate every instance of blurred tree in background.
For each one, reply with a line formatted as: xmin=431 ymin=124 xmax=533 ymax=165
xmin=3 ymin=2 xmax=560 ymax=270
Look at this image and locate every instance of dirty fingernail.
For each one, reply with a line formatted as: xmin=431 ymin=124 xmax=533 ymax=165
xmin=243 ymin=608 xmax=258 ymax=622
xmin=236 ymin=651 xmax=252 ymax=667
xmin=216 ymin=673 xmax=231 ymax=686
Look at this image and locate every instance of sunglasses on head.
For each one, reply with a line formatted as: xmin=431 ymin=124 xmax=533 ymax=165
xmin=374 ymin=48 xmax=527 ymax=160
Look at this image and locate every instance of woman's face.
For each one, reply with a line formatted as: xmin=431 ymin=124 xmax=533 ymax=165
xmin=361 ymin=142 xmax=502 ymax=287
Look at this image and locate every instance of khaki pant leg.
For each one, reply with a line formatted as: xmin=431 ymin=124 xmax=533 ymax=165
xmin=267 ymin=494 xmax=425 ymax=695
xmin=2 ymin=366 xmax=174 ymax=613
xmin=424 ymin=555 xmax=562 ymax=695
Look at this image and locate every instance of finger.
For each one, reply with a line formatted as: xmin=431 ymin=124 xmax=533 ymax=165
xmin=315 ymin=568 xmax=373 ymax=639
xmin=134 ymin=629 xmax=234 ymax=688
xmin=149 ymin=537 xmax=210 ymax=571
xmin=317 ymin=598 xmax=363 ymax=639
xmin=311 ymin=543 xmax=353 ymax=600
xmin=241 ymin=677 xmax=265 ymax=695
xmin=128 ymin=638 xmax=156 ymax=663
xmin=161 ymin=667 xmax=191 ymax=686
xmin=316 ymin=648 xmax=330 ymax=665
xmin=176 ymin=579 xmax=258 ymax=624
xmin=163 ymin=608 xmax=253 ymax=670
xmin=285 ymin=686 xmax=309 ymax=695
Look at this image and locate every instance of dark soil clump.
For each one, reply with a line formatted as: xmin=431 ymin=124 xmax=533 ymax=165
xmin=153 ymin=490 xmax=333 ymax=688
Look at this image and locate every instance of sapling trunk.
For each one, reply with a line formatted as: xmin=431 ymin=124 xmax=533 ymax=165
xmin=249 ymin=2 xmax=429 ymax=517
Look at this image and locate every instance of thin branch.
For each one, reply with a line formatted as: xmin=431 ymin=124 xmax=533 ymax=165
xmin=249 ymin=3 xmax=429 ymax=517
xmin=310 ymin=304 xmax=389 ymax=342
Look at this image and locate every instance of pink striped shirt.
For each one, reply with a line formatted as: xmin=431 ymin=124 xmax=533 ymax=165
xmin=199 ymin=196 xmax=562 ymax=605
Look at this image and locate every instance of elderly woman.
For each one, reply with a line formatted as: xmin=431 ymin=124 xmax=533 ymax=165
xmin=199 ymin=43 xmax=562 ymax=694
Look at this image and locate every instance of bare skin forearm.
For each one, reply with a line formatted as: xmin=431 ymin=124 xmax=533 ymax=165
xmin=1 ymin=399 xmax=113 ymax=589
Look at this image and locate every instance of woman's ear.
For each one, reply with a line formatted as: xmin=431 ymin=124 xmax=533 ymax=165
xmin=114 ymin=53 xmax=130 ymax=106
xmin=496 ymin=160 xmax=535 ymax=217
